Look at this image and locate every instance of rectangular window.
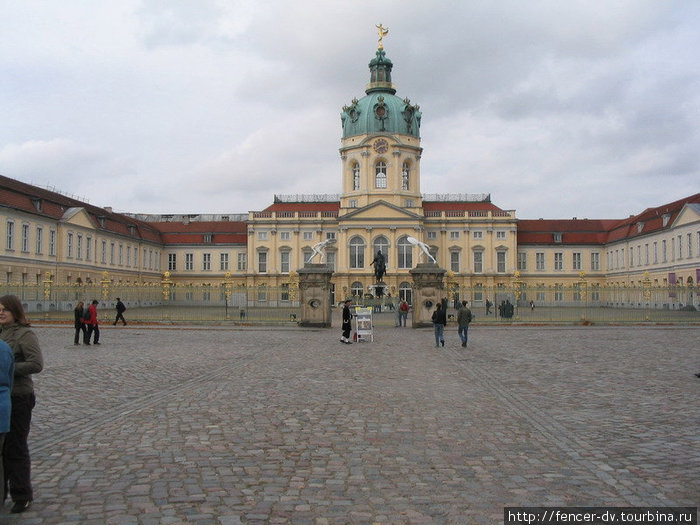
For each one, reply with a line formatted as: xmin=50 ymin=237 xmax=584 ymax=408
xmin=257 ymin=231 xmax=268 ymax=241
xmin=237 ymin=253 xmax=247 ymax=271
xmin=76 ymin=235 xmax=83 ymax=259
xmin=326 ymin=232 xmax=336 ymax=240
xmin=662 ymin=240 xmax=667 ymax=262
xmin=517 ymin=252 xmax=527 ymax=271
xmin=67 ymin=232 xmax=74 ymax=258
xmin=258 ymin=252 xmax=267 ymax=273
xmin=450 ymin=251 xmax=460 ymax=272
xmin=496 ymin=231 xmax=506 ymax=240
xmin=303 ymin=231 xmax=314 ymax=241
xmin=202 ymin=253 xmax=211 ymax=271
xmin=536 ymin=252 xmax=545 ymax=271
xmin=220 ymin=253 xmax=229 ymax=271
xmin=118 ymin=244 xmax=123 ymax=266
xmin=280 ymin=251 xmax=290 ymax=273
xmin=326 ymin=251 xmax=336 ymax=271
xmin=497 ymin=251 xmax=506 ymax=273
xmin=21 ymin=224 xmax=29 ymax=252
xmin=185 ymin=253 xmax=194 ymax=271
xmin=572 ymin=252 xmax=581 ymax=271
xmin=36 ymin=227 xmax=43 ymax=255
xmin=645 ymin=244 xmax=649 ymax=265
xmin=473 ymin=231 xmax=483 ymax=240
xmin=280 ymin=231 xmax=291 ymax=241
xmin=427 ymin=231 xmax=437 ymax=240
xmin=6 ymin=221 xmax=14 ymax=250
xmin=554 ymin=252 xmax=563 ymax=271
xmin=591 ymin=252 xmax=600 ymax=271
xmin=168 ymin=253 xmax=177 ymax=271
xmin=49 ymin=230 xmax=56 ymax=256
xmin=127 ymin=246 xmax=131 ymax=267
xmin=687 ymin=233 xmax=692 ymax=258
xmin=110 ymin=243 xmax=115 ymax=265
xmin=449 ymin=231 xmax=460 ymax=240
xmin=473 ymin=251 xmax=483 ymax=274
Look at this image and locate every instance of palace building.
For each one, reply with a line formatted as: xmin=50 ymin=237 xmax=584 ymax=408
xmin=1 ymin=38 xmax=699 ymax=311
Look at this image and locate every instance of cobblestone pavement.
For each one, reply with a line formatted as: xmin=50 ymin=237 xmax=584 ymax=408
xmin=4 ymin=320 xmax=698 ymax=524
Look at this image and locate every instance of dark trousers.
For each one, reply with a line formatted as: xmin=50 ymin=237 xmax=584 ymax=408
xmin=86 ymin=323 xmax=100 ymax=343
xmin=74 ymin=323 xmax=87 ymax=344
xmin=3 ymin=393 xmax=35 ymax=501
xmin=114 ymin=312 xmax=126 ymax=325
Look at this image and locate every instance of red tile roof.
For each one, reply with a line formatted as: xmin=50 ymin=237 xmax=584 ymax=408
xmin=0 ymin=174 xmax=163 ymax=243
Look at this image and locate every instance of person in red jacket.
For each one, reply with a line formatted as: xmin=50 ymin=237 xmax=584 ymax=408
xmin=85 ymin=300 xmax=100 ymax=345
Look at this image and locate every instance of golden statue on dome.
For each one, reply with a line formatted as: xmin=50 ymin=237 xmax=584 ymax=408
xmin=376 ymin=24 xmax=389 ymax=49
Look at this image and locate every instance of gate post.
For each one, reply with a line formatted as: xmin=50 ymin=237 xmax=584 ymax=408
xmin=410 ymin=262 xmax=446 ymax=328
xmin=297 ymin=263 xmax=334 ymax=327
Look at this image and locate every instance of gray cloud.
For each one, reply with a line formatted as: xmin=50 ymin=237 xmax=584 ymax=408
xmin=0 ymin=0 xmax=697 ymax=219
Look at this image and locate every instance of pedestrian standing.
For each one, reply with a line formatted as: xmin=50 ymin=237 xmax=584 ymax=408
xmin=457 ymin=300 xmax=473 ymax=348
xmin=399 ymin=300 xmax=409 ymax=327
xmin=113 ymin=297 xmax=127 ymax=326
xmin=85 ymin=300 xmax=100 ymax=345
xmin=431 ymin=302 xmax=447 ymax=348
xmin=73 ymin=301 xmax=87 ymax=345
xmin=340 ymin=299 xmax=353 ymax=344
xmin=0 ymin=340 xmax=14 ymax=505
xmin=0 ymin=294 xmax=44 ymax=514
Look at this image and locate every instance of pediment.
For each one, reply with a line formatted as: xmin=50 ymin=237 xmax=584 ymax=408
xmin=61 ymin=207 xmax=95 ymax=228
xmin=340 ymin=200 xmax=423 ymax=222
xmin=671 ymin=203 xmax=700 ymax=227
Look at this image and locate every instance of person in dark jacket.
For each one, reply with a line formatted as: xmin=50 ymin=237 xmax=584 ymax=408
xmin=431 ymin=302 xmax=447 ymax=348
xmin=0 ymin=294 xmax=43 ymax=514
xmin=340 ymin=299 xmax=353 ymax=344
xmin=73 ymin=301 xmax=87 ymax=345
xmin=113 ymin=298 xmax=127 ymax=326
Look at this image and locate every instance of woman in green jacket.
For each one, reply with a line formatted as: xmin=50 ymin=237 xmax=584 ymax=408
xmin=0 ymin=295 xmax=43 ymax=514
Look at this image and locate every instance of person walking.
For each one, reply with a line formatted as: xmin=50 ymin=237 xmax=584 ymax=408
xmin=85 ymin=300 xmax=100 ymax=345
xmin=457 ymin=300 xmax=473 ymax=348
xmin=431 ymin=302 xmax=447 ymax=348
xmin=0 ymin=339 xmax=14 ymax=506
xmin=0 ymin=294 xmax=44 ymax=514
xmin=73 ymin=301 xmax=87 ymax=345
xmin=340 ymin=299 xmax=353 ymax=344
xmin=113 ymin=298 xmax=127 ymax=326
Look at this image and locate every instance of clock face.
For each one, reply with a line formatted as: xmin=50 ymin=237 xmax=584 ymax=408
xmin=373 ymin=138 xmax=389 ymax=154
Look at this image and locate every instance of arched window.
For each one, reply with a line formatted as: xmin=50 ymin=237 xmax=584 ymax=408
xmin=373 ymin=235 xmax=390 ymax=270
xmin=352 ymin=162 xmax=360 ymax=190
xmin=375 ymin=161 xmax=387 ymax=189
xmin=351 ymin=281 xmax=364 ymax=297
xmin=399 ymin=281 xmax=413 ymax=305
xmin=349 ymin=236 xmax=365 ymax=269
xmin=402 ymin=161 xmax=410 ymax=190
xmin=397 ymin=236 xmax=413 ymax=269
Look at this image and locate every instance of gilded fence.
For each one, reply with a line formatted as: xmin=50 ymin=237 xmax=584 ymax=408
xmin=0 ymin=278 xmax=697 ymax=325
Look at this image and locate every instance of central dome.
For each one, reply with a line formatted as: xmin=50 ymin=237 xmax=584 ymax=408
xmin=341 ymin=48 xmax=421 ymax=139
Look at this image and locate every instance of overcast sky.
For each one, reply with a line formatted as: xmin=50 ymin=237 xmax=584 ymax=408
xmin=2 ymin=1 xmax=698 ymax=220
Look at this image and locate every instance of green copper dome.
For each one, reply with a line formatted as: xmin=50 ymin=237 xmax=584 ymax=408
xmin=341 ymin=48 xmax=421 ymax=139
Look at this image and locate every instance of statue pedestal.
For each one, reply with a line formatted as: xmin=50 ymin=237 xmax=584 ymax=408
xmin=409 ymin=263 xmax=446 ymax=328
xmin=297 ymin=264 xmax=334 ymax=327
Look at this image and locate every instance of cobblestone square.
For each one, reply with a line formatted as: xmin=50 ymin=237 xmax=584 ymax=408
xmin=7 ymin=323 xmax=699 ymax=524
